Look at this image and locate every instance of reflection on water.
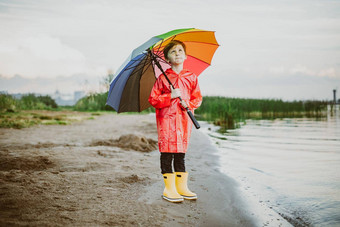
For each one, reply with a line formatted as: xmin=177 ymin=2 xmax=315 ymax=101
xmin=201 ymin=107 xmax=340 ymax=227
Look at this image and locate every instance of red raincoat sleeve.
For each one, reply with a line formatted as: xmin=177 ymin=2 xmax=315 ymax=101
xmin=187 ymin=76 xmax=202 ymax=110
xmin=148 ymin=76 xmax=172 ymax=109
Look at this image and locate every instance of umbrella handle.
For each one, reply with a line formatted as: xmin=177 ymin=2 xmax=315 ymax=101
xmin=178 ymin=96 xmax=200 ymax=129
xmin=187 ymin=107 xmax=201 ymax=129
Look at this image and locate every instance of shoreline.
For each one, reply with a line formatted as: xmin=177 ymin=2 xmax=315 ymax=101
xmin=0 ymin=113 xmax=281 ymax=226
xmin=199 ymin=121 xmax=306 ymax=227
xmin=192 ymin=122 xmax=292 ymax=227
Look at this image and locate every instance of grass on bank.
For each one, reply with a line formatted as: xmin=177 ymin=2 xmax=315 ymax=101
xmin=195 ymin=96 xmax=330 ymax=130
xmin=1 ymin=92 xmax=333 ymax=130
xmin=0 ymin=110 xmax=97 ymax=129
xmin=0 ymin=92 xmax=145 ymax=129
xmin=0 ymin=93 xmax=100 ymax=129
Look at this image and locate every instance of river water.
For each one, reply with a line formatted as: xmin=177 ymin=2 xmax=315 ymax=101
xmin=200 ymin=107 xmax=340 ymax=227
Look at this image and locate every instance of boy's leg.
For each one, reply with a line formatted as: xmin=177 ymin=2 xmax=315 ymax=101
xmin=160 ymin=153 xmax=173 ymax=174
xmin=173 ymin=153 xmax=185 ymax=172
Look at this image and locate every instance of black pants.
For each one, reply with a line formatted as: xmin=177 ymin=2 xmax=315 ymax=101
xmin=160 ymin=153 xmax=185 ymax=174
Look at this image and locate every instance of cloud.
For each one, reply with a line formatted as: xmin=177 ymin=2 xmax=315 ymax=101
xmin=23 ymin=34 xmax=84 ymax=61
xmin=290 ymin=65 xmax=316 ymax=76
xmin=267 ymin=64 xmax=340 ymax=79
xmin=0 ymin=74 xmax=102 ymax=94
xmin=318 ymin=67 xmax=337 ymax=78
xmin=0 ymin=33 xmax=93 ymax=78
xmin=290 ymin=65 xmax=340 ymax=79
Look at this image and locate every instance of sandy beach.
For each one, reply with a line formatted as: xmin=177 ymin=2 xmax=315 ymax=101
xmin=1 ymin=113 xmax=260 ymax=226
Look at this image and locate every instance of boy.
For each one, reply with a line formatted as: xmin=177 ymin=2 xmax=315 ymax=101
xmin=148 ymin=40 xmax=202 ymax=203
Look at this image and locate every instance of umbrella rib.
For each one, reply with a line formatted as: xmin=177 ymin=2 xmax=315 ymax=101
xmin=121 ymin=53 xmax=148 ymax=72
xmin=152 ymin=52 xmax=168 ymax=65
xmin=140 ymin=52 xmax=161 ymax=76
xmin=122 ymin=53 xmax=150 ymax=78
xmin=189 ymin=55 xmax=212 ymax=66
xmin=125 ymin=65 xmax=145 ymax=78
xmin=153 ymin=35 xmax=177 ymax=53
xmin=184 ymin=40 xmax=220 ymax=46
xmin=160 ymin=34 xmax=177 ymax=47
xmin=153 ymin=39 xmax=164 ymax=55
xmin=141 ymin=61 xmax=153 ymax=75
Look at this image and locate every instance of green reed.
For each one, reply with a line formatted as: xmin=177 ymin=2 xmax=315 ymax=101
xmin=74 ymin=92 xmax=113 ymax=111
xmin=0 ymin=93 xmax=58 ymax=112
xmin=195 ymin=96 xmax=329 ymax=129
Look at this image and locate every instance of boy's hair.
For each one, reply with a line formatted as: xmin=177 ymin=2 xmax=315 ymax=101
xmin=163 ymin=40 xmax=186 ymax=60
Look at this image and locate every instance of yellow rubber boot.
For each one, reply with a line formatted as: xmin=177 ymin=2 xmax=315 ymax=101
xmin=175 ymin=172 xmax=197 ymax=200
xmin=162 ymin=173 xmax=184 ymax=203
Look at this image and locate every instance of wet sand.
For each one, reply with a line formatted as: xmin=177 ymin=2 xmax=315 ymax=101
xmin=0 ymin=113 xmax=257 ymax=226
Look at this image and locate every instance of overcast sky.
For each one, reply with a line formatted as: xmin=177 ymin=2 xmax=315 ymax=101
xmin=0 ymin=0 xmax=339 ymax=100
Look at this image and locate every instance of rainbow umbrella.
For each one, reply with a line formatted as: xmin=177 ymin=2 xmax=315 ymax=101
xmin=106 ymin=28 xmax=219 ymax=128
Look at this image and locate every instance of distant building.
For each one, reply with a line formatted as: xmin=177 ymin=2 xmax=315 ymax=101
xmin=74 ymin=91 xmax=85 ymax=104
xmin=52 ymin=90 xmax=72 ymax=106
xmin=52 ymin=90 xmax=86 ymax=106
xmin=9 ymin=93 xmax=26 ymax=99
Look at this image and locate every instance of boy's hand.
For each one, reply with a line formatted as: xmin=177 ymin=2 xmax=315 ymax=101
xmin=180 ymin=100 xmax=188 ymax=110
xmin=170 ymin=87 xmax=181 ymax=99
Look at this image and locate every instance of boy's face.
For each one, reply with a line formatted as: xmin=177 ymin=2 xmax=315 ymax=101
xmin=166 ymin=44 xmax=187 ymax=66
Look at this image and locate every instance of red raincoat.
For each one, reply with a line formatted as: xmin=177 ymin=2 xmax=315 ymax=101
xmin=148 ymin=68 xmax=202 ymax=153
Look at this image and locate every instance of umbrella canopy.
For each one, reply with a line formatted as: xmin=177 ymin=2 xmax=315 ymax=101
xmin=106 ymin=28 xmax=219 ymax=113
